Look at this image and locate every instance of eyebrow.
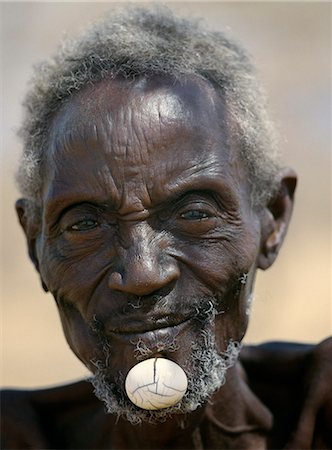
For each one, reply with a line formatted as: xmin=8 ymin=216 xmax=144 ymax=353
xmin=43 ymin=169 xmax=239 ymax=227
xmin=163 ymin=174 xmax=237 ymax=203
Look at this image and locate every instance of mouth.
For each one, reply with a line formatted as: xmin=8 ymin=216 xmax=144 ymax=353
xmin=107 ymin=316 xmax=192 ymax=341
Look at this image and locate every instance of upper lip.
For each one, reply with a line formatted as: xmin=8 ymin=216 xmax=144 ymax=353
xmin=106 ymin=314 xmax=191 ymax=334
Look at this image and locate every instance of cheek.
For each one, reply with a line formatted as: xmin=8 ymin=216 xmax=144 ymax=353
xmin=214 ymin=263 xmax=256 ymax=346
xmin=38 ymin=236 xmax=112 ymax=312
xmin=177 ymin=232 xmax=259 ymax=294
xmin=58 ymin=304 xmax=104 ymax=372
xmin=176 ymin=231 xmax=259 ymax=344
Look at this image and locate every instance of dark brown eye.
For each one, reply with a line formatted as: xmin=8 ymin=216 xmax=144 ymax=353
xmin=175 ymin=200 xmax=219 ymax=236
xmin=180 ymin=210 xmax=209 ymax=221
xmin=70 ymin=219 xmax=98 ymax=231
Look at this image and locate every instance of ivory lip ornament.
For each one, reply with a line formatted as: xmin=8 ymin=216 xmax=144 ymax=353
xmin=125 ymin=358 xmax=188 ymax=410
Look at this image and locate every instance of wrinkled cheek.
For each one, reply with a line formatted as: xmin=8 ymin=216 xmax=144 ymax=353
xmin=38 ymin=248 xmax=109 ymax=370
xmin=185 ymin=266 xmax=254 ymax=333
xmin=180 ymin=236 xmax=258 ymax=294
xmin=176 ymin=271 xmax=254 ymax=348
xmin=39 ymin=248 xmax=107 ymax=315
xmin=214 ymin=263 xmax=256 ymax=349
xmin=57 ymin=304 xmax=104 ymax=372
xmin=183 ymin=239 xmax=259 ymax=348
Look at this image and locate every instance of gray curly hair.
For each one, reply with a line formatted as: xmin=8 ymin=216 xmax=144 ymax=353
xmin=17 ymin=5 xmax=281 ymax=216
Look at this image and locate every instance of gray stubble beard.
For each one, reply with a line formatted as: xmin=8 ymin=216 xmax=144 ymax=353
xmin=89 ymin=300 xmax=241 ymax=425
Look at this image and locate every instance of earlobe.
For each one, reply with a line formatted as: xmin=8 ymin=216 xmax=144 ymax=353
xmin=257 ymin=168 xmax=297 ymax=270
xmin=15 ymin=199 xmax=48 ymax=291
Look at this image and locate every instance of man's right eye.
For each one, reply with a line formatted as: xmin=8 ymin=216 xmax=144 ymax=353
xmin=69 ymin=219 xmax=99 ymax=231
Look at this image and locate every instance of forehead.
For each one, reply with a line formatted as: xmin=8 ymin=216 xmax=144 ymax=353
xmin=43 ymin=75 xmax=248 ymax=212
xmin=49 ymin=75 xmax=228 ymax=147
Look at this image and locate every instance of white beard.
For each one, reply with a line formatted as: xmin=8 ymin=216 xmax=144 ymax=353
xmin=89 ymin=302 xmax=241 ymax=425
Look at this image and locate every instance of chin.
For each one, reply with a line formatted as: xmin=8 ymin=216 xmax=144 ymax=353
xmin=89 ymin=307 xmax=241 ymax=425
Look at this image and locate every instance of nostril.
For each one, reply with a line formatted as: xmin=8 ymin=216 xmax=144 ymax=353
xmin=149 ymin=282 xmax=176 ymax=302
xmin=108 ymin=266 xmax=178 ymax=297
xmin=108 ymin=251 xmax=180 ymax=296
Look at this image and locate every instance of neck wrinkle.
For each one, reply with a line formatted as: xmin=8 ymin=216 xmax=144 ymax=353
xmin=200 ymin=362 xmax=273 ymax=449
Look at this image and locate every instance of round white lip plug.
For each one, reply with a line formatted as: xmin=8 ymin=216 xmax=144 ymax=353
xmin=125 ymin=358 xmax=188 ymax=410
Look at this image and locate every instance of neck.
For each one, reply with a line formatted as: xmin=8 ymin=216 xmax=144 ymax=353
xmin=201 ymin=363 xmax=273 ymax=449
xmin=113 ymin=406 xmax=205 ymax=449
xmin=105 ymin=362 xmax=272 ymax=449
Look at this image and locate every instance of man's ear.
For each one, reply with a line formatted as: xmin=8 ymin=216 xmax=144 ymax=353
xmin=15 ymin=199 xmax=48 ymax=292
xmin=257 ymin=168 xmax=297 ymax=270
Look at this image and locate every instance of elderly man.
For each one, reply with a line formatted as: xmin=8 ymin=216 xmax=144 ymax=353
xmin=2 ymin=7 xmax=331 ymax=449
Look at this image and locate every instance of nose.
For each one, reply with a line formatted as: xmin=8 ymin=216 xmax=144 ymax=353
xmin=108 ymin=224 xmax=180 ymax=297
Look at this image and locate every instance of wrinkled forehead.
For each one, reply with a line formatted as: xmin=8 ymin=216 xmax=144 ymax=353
xmin=42 ymin=74 xmax=253 ymax=215
xmin=47 ymin=74 xmax=230 ymax=150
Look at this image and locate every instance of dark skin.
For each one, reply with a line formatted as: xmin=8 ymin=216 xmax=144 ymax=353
xmin=2 ymin=75 xmax=331 ymax=449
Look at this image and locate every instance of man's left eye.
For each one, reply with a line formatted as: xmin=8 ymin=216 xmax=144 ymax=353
xmin=180 ymin=210 xmax=210 ymax=221
xmin=70 ymin=219 xmax=99 ymax=231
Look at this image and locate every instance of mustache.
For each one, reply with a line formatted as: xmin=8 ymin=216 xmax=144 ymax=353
xmin=89 ymin=295 xmax=225 ymax=335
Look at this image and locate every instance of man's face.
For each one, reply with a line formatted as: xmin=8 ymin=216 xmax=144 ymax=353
xmin=34 ymin=75 xmax=262 ymax=418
